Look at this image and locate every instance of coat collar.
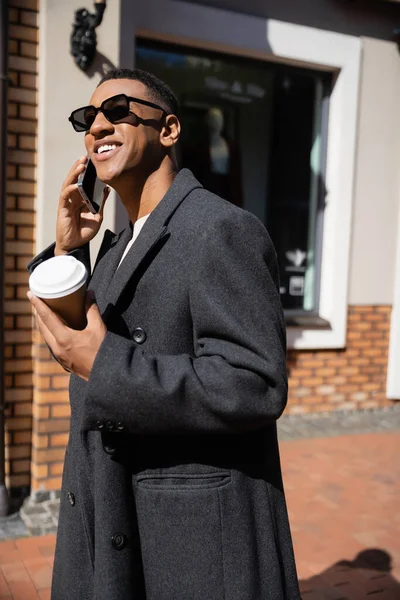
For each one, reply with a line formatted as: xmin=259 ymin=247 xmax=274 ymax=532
xmin=101 ymin=169 xmax=202 ymax=319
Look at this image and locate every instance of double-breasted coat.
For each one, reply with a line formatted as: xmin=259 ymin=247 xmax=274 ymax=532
xmin=29 ymin=169 xmax=301 ymax=599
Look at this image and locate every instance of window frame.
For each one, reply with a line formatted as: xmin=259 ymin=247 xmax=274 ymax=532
xmin=121 ymin=0 xmax=362 ymax=349
xmin=136 ymin=39 xmax=331 ymax=319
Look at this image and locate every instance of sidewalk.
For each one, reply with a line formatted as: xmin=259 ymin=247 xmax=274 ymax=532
xmin=0 ymin=535 xmax=54 ymax=599
xmin=282 ymin=430 xmax=400 ymax=599
xmin=0 ymin=428 xmax=398 ymax=598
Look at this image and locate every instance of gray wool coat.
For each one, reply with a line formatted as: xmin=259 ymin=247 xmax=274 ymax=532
xmin=28 ymin=169 xmax=300 ymax=600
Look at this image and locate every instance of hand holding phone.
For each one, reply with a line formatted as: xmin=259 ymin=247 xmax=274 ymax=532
xmin=55 ymin=157 xmax=110 ymax=255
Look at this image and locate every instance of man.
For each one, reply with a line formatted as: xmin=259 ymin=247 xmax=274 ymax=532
xmin=28 ymin=69 xmax=300 ymax=600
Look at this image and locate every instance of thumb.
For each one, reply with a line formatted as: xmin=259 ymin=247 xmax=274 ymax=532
xmin=85 ymin=288 xmax=96 ymax=308
xmin=86 ymin=301 xmax=102 ymax=328
xmin=85 ymin=290 xmax=107 ymax=336
xmin=85 ymin=289 xmax=100 ymax=321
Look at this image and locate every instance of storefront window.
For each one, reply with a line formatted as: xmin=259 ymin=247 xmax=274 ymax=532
xmin=136 ymin=41 xmax=331 ymax=313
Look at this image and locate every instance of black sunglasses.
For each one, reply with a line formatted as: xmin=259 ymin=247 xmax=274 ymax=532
xmin=68 ymin=93 xmax=167 ymax=132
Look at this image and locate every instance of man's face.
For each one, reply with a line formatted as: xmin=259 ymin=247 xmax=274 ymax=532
xmin=84 ymin=79 xmax=167 ymax=185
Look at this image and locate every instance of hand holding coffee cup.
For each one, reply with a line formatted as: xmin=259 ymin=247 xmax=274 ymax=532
xmin=29 ymin=255 xmax=88 ymax=330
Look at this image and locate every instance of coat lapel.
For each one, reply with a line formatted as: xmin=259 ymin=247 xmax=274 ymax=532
xmin=104 ymin=169 xmax=203 ymax=312
xmin=89 ymin=227 xmax=132 ymax=313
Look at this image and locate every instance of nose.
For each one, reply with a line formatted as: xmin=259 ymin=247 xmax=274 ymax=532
xmin=89 ymin=110 xmax=114 ymax=136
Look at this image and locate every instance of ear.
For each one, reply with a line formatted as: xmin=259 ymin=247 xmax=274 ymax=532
xmin=160 ymin=114 xmax=181 ymax=148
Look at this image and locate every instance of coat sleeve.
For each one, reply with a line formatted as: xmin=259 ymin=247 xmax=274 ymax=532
xmin=82 ymin=210 xmax=288 ymax=434
xmin=27 ymin=243 xmax=91 ymax=276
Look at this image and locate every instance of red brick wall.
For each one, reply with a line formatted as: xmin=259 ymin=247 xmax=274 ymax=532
xmin=31 ymin=332 xmax=70 ymax=491
xmin=5 ymin=0 xmax=39 ymax=492
xmin=6 ymin=0 xmax=71 ymax=495
xmin=287 ymin=306 xmax=393 ymax=413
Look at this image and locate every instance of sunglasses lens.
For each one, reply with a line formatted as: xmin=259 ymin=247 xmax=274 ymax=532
xmin=70 ymin=109 xmax=86 ymax=132
xmin=82 ymin=106 xmax=97 ymax=130
xmin=69 ymin=106 xmax=96 ymax=132
xmin=69 ymin=95 xmax=132 ymax=132
xmin=103 ymin=95 xmax=130 ymax=123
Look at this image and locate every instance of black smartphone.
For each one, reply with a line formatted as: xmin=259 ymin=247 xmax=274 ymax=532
xmin=77 ymin=158 xmax=101 ymax=214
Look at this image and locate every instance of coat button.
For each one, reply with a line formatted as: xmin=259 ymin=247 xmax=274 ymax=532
xmin=104 ymin=444 xmax=117 ymax=456
xmin=95 ymin=421 xmax=104 ymax=430
xmin=106 ymin=421 xmax=116 ymax=431
xmin=116 ymin=422 xmax=124 ymax=431
xmin=111 ymin=532 xmax=128 ymax=550
xmin=133 ymin=328 xmax=146 ymax=344
xmin=67 ymin=492 xmax=75 ymax=506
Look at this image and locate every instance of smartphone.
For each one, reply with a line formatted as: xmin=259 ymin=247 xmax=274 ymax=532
xmin=77 ymin=158 xmax=101 ymax=214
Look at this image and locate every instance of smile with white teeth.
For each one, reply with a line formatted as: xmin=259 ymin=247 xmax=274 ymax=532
xmin=97 ymin=144 xmax=117 ymax=154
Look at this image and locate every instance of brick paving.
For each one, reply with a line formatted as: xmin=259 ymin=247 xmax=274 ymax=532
xmin=0 ymin=535 xmax=54 ymax=599
xmin=0 ymin=427 xmax=398 ymax=598
xmin=282 ymin=431 xmax=400 ymax=599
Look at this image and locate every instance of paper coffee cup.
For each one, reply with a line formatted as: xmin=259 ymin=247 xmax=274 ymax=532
xmin=29 ymin=255 xmax=88 ymax=330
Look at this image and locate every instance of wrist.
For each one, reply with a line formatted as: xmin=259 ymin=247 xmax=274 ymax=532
xmin=54 ymin=244 xmax=69 ymax=256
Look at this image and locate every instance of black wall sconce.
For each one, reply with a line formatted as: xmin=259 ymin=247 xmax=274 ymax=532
xmin=70 ymin=0 xmax=107 ymax=72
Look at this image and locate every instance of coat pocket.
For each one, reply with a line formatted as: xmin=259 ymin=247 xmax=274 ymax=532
xmin=136 ymin=471 xmax=231 ymax=491
xmin=135 ymin=476 xmax=227 ymax=600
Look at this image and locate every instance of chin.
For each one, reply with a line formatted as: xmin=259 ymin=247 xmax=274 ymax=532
xmin=98 ymin=173 xmax=115 ymax=186
xmin=95 ymin=165 xmax=120 ymax=185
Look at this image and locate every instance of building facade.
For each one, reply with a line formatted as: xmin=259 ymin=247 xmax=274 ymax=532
xmin=3 ymin=0 xmax=400 ymax=497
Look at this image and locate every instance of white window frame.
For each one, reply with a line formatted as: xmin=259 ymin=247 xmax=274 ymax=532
xmin=387 ymin=204 xmax=400 ymax=399
xmin=121 ymin=0 xmax=362 ymax=349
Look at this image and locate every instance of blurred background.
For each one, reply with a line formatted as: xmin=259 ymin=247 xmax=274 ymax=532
xmin=0 ymin=0 xmax=399 ymax=598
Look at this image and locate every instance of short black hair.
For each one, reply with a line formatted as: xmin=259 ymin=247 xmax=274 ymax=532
xmin=98 ymin=68 xmax=180 ymax=117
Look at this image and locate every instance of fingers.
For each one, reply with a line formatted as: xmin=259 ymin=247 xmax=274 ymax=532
xmin=28 ymin=294 xmax=57 ymax=350
xmin=27 ymin=292 xmax=69 ymax=343
xmin=28 ymin=293 xmax=75 ymax=374
xmin=59 ymin=182 xmax=82 ymax=209
xmin=36 ymin=312 xmax=57 ymax=351
xmin=59 ymin=157 xmax=87 ymax=210
xmin=62 ymin=156 xmax=87 ymax=189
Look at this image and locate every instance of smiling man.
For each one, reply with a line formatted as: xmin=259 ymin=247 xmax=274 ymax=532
xmin=27 ymin=69 xmax=300 ymax=600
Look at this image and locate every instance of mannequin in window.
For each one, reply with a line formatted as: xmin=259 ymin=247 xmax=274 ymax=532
xmin=203 ymin=107 xmax=242 ymax=207
xmin=180 ymin=106 xmax=242 ymax=207
xmin=206 ymin=107 xmax=230 ymax=177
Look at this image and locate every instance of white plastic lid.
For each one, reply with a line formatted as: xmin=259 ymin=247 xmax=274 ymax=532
xmin=29 ymin=255 xmax=87 ymax=299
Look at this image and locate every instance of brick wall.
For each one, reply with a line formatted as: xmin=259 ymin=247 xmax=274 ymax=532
xmin=31 ymin=331 xmax=70 ymax=491
xmin=287 ymin=306 xmax=393 ymax=413
xmin=6 ymin=0 xmax=71 ymax=495
xmin=5 ymin=0 xmax=40 ymax=494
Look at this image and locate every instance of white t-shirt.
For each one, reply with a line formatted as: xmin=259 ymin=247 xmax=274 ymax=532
xmin=117 ymin=214 xmax=150 ymax=268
